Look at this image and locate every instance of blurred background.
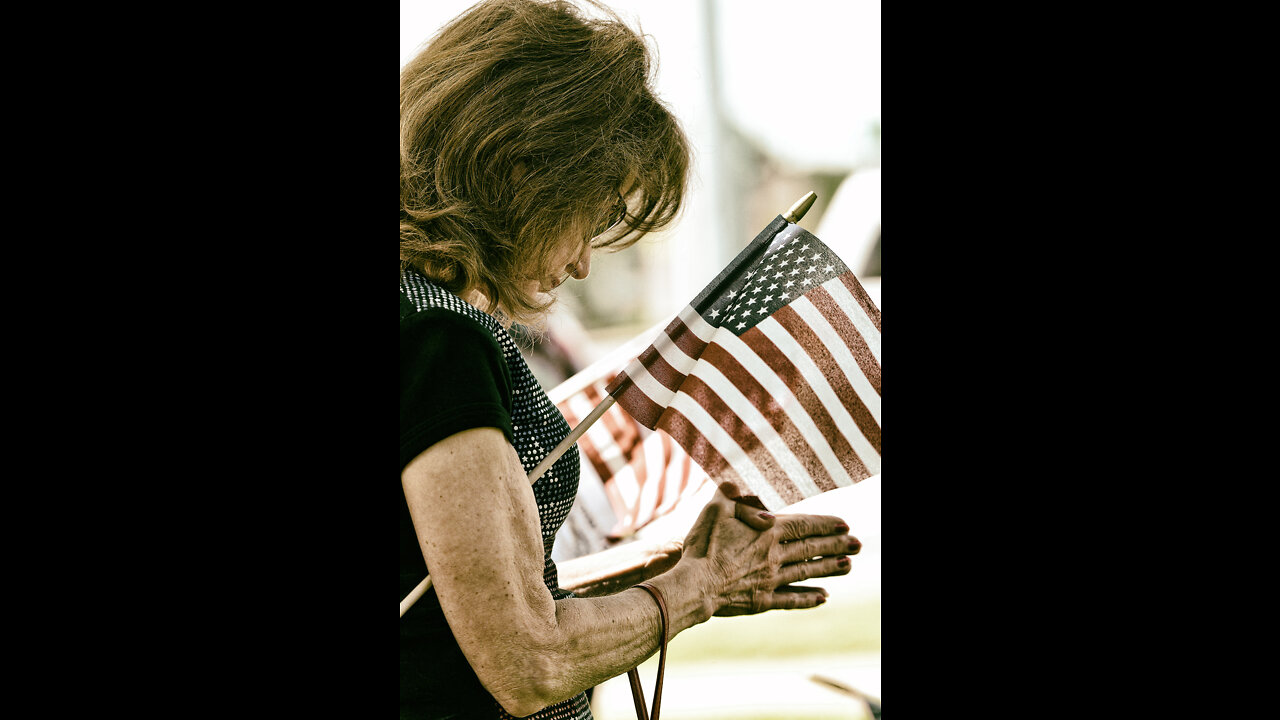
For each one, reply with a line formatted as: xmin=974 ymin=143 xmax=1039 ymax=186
xmin=402 ymin=1 xmax=881 ymax=717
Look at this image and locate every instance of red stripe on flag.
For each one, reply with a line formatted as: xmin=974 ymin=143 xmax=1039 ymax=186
xmin=655 ymin=406 xmax=741 ymax=488
xmin=772 ymin=305 xmax=882 ymax=455
xmin=839 ymin=273 xmax=881 ymax=333
xmin=806 ymin=285 xmax=882 ymax=397
xmin=700 ymin=343 xmax=841 ymax=494
xmin=667 ymin=314 xmax=709 ymax=359
xmin=635 ymin=346 xmax=685 ymax=393
xmin=737 ymin=327 xmax=872 ymax=483
xmin=609 ymin=372 xmax=663 ymax=428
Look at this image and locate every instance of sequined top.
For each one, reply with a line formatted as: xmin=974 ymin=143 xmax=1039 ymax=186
xmin=399 ymin=269 xmax=591 ymax=720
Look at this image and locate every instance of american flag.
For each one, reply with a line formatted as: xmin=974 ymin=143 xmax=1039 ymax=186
xmin=604 ymin=215 xmax=881 ymax=510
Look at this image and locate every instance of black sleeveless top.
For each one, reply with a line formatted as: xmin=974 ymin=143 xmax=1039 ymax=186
xmin=399 ymin=269 xmax=591 ymax=719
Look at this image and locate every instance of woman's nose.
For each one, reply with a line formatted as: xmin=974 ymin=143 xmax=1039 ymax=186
xmin=570 ymin=246 xmax=592 ymax=280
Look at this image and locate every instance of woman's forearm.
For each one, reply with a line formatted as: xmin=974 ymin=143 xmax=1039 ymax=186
xmin=486 ymin=559 xmax=715 ymax=716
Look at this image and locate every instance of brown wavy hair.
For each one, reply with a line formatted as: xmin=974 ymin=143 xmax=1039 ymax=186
xmin=400 ymin=0 xmax=691 ymax=327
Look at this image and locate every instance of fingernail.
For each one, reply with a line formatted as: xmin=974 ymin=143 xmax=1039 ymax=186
xmin=815 ymin=595 xmax=826 ymax=604
xmin=759 ymin=512 xmax=775 ymax=520
xmin=848 ymin=540 xmax=861 ymax=554
xmin=834 ymin=523 xmax=849 ymax=534
xmin=838 ymin=556 xmax=850 ymax=568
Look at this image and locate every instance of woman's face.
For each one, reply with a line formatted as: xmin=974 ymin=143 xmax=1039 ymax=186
xmin=531 ymin=192 xmax=627 ymax=294
xmin=535 ymin=236 xmax=594 ymax=293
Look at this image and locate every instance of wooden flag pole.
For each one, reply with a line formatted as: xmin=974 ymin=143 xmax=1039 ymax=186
xmin=401 ymin=192 xmax=818 ymax=619
xmin=401 ymin=394 xmax=617 ymax=618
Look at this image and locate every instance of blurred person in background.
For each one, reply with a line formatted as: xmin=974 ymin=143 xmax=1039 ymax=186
xmin=400 ymin=1 xmax=862 ymax=718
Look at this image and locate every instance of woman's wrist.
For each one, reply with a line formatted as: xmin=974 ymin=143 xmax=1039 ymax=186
xmin=647 ymin=557 xmax=719 ymax=634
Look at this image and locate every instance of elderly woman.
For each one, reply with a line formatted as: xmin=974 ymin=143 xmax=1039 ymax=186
xmin=400 ymin=1 xmax=860 ymax=718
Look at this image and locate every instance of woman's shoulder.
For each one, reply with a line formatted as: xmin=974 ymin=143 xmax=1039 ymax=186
xmin=401 ymin=270 xmax=501 ymax=332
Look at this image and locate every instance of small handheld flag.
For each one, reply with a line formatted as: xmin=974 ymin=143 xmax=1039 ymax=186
xmin=605 ymin=193 xmax=881 ymax=509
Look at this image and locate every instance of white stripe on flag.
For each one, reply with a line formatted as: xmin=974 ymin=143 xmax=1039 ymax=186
xmin=821 ymin=277 xmax=881 ymax=366
xmin=755 ymin=317 xmax=881 ymax=474
xmin=790 ymin=296 xmax=882 ymax=425
xmin=688 ymin=355 xmax=822 ymax=499
xmin=714 ymin=330 xmax=856 ymax=488
xmin=666 ymin=391 xmax=788 ymax=509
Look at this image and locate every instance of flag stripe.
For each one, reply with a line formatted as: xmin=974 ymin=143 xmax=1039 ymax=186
xmin=698 ymin=342 xmax=836 ymax=495
xmin=729 ymin=328 xmax=865 ymax=487
xmin=669 ymin=310 xmax=712 ymax=358
xmin=651 ymin=327 xmax=699 ymax=377
xmin=636 ymin=345 xmax=685 ymax=393
xmin=659 ymin=401 xmax=789 ymax=509
xmin=756 ymin=314 xmax=882 ymax=472
xmin=807 ymin=284 xmax=882 ymax=396
xmin=611 ymin=368 xmax=667 ymax=428
xmin=838 ymin=273 xmax=881 ymax=334
xmin=788 ymin=297 xmax=881 ymax=427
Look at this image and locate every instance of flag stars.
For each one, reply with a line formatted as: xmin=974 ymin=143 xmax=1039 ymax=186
xmin=761 ymin=295 xmax=773 ymax=304
xmin=709 ymin=308 xmax=721 ymax=319
xmin=823 ymin=264 xmax=834 ymax=273
xmin=767 ymin=283 xmax=779 ymax=291
xmin=784 ymin=280 xmax=795 ymax=288
xmin=736 ymin=322 xmax=746 ymax=330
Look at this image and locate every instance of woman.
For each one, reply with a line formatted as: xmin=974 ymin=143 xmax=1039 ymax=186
xmin=400 ymin=1 xmax=861 ymax=718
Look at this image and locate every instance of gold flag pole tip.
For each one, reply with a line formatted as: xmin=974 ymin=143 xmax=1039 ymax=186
xmin=783 ymin=191 xmax=818 ymax=224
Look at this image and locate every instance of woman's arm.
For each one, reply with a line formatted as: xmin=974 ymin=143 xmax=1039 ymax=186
xmin=402 ymin=426 xmax=855 ymax=717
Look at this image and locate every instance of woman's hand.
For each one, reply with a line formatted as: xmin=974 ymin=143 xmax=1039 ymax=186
xmin=680 ymin=482 xmax=859 ymax=617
